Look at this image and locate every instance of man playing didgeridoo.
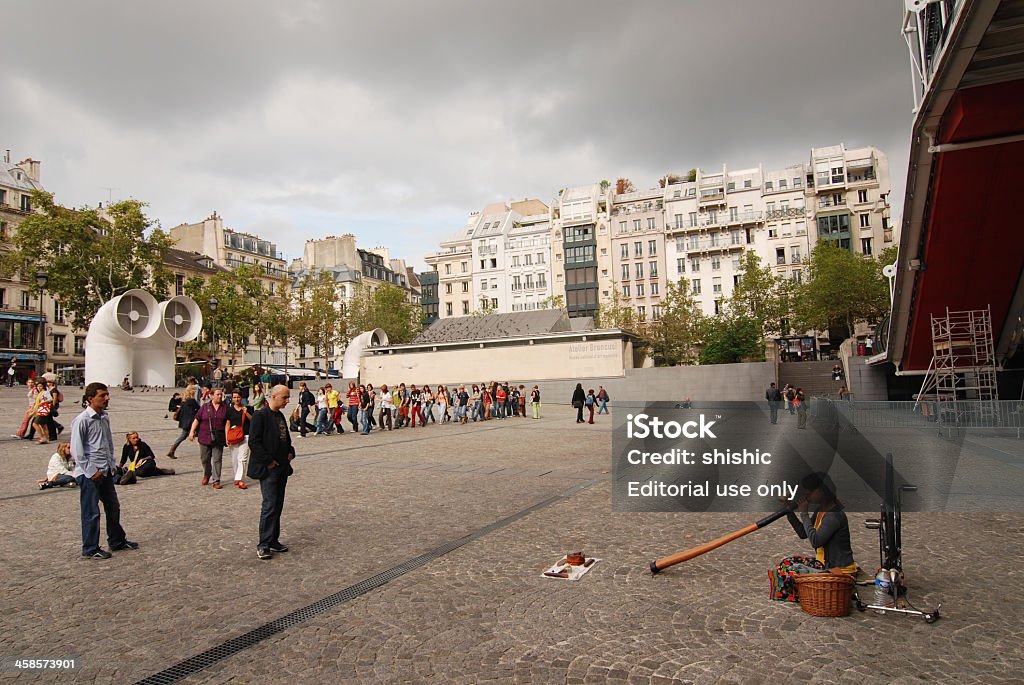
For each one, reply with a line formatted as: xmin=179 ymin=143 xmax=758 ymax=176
xmin=770 ymin=472 xmax=857 ymax=602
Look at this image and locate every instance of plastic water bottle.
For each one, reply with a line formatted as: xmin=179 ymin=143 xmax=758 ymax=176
xmin=873 ymin=569 xmax=891 ymax=614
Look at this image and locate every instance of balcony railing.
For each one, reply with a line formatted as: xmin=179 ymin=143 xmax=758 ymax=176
xmin=765 ymin=207 xmax=807 ymax=221
xmin=669 ymin=210 xmax=764 ymax=231
xmin=904 ymin=0 xmax=962 ymax=112
xmin=683 ymin=239 xmax=743 ymax=253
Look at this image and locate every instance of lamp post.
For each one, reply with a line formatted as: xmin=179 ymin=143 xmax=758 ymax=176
xmin=35 ymin=268 xmax=48 ymax=377
xmin=208 ymin=296 xmax=219 ymax=367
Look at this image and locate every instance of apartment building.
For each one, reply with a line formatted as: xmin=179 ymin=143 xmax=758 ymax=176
xmin=610 ymin=188 xmax=667 ymax=323
xmin=550 ymin=184 xmax=612 ymax=319
xmin=424 ymin=213 xmax=477 ymax=318
xmin=506 ymin=209 xmax=552 ymax=313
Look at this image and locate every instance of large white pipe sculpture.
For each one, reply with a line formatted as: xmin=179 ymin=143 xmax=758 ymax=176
xmin=84 ymin=290 xmax=203 ymax=387
xmin=341 ymin=328 xmax=389 ymax=380
xmin=133 ymin=296 xmax=204 ymax=387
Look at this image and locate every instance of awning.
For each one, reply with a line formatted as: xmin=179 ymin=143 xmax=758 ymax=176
xmin=0 ymin=312 xmax=46 ymax=323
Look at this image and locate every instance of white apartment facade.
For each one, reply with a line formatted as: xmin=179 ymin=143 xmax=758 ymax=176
xmin=610 ymin=188 xmax=667 ymax=323
xmin=506 ymin=212 xmax=552 ymax=312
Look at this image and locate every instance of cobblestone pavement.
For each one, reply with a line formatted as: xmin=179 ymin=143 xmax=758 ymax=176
xmin=0 ymin=387 xmax=1021 ymax=684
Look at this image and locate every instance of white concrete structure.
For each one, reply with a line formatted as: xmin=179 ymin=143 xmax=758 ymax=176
xmin=341 ymin=328 xmax=389 ymax=379
xmin=85 ymin=290 xmax=203 ymax=387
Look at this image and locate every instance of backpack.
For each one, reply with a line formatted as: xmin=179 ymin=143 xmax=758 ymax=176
xmin=585 ymin=395 xmax=594 ymax=407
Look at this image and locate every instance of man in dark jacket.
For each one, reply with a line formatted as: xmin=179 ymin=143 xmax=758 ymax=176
xmin=248 ymin=385 xmax=294 ymax=560
xmin=765 ymin=383 xmax=783 ymax=424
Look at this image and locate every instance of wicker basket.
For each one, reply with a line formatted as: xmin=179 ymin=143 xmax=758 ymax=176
xmin=794 ymin=573 xmax=854 ymax=617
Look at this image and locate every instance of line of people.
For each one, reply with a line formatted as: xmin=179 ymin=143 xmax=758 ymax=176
xmin=293 ymin=381 xmax=545 ymax=436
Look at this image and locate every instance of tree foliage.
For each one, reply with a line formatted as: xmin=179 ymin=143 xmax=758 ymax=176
xmin=699 ymin=313 xmax=762 ymax=364
xmin=289 ymin=270 xmax=345 ymax=365
xmin=792 ymin=243 xmax=889 ymax=338
xmin=728 ymin=251 xmax=792 ymax=341
xmin=1 ymin=191 xmax=173 ymax=327
xmin=184 ymin=264 xmax=265 ymax=363
xmin=346 ymin=283 xmax=421 ymax=344
xmin=646 ymin=280 xmax=702 ymax=366
xmin=595 ymin=286 xmax=639 ymax=332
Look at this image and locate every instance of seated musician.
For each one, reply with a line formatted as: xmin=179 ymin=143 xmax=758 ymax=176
xmin=771 ymin=472 xmax=857 ymax=602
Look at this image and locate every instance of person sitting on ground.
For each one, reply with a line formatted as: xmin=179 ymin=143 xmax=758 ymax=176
xmin=167 ymin=392 xmax=182 ymax=419
xmin=38 ymin=442 xmax=76 ymax=490
xmin=770 ymin=472 xmax=857 ymax=602
xmin=120 ymin=432 xmax=175 ymax=477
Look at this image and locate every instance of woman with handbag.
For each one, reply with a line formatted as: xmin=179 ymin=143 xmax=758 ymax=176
xmin=120 ymin=432 xmax=175 ymax=477
xmin=226 ymin=390 xmax=252 ymax=489
xmin=188 ymin=387 xmax=228 ymax=488
xmin=168 ymin=386 xmax=199 ymax=459
xmin=571 ymin=383 xmax=586 ymax=424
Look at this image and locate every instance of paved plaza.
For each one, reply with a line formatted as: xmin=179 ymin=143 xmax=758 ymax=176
xmin=1 ymin=386 xmax=1022 ymax=684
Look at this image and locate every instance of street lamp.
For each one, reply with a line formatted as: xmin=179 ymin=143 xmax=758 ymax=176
xmin=35 ymin=269 xmax=48 ymax=377
xmin=208 ymin=296 xmax=219 ymax=362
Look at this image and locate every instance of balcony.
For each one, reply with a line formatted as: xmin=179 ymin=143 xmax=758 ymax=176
xmin=765 ymin=207 xmax=807 ymax=221
xmin=668 ymin=211 xmax=764 ymax=232
xmin=683 ymin=238 xmax=743 ymax=253
xmin=610 ymin=200 xmax=664 ymax=216
xmin=478 ymin=245 xmax=498 ymax=256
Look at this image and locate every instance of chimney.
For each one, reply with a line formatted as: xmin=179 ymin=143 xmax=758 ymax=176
xmin=17 ymin=158 xmax=41 ymax=182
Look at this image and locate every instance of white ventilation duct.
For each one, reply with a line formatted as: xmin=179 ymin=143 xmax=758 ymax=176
xmin=85 ymin=289 xmax=161 ymax=386
xmin=133 ymin=296 xmax=204 ymax=387
xmin=341 ymin=328 xmax=389 ymax=379
xmin=84 ymin=291 xmax=203 ymax=387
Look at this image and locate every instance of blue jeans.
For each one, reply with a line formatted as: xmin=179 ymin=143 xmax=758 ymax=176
xmin=359 ymin=408 xmax=370 ymax=434
xmin=423 ymin=402 xmax=436 ymax=423
xmin=315 ymin=408 xmax=330 ymax=433
xmin=42 ymin=474 xmax=75 ymax=489
xmin=347 ymin=405 xmax=359 ymax=431
xmin=76 ymin=472 xmax=127 ymax=555
xmin=258 ymin=466 xmax=288 ymax=550
xmin=598 ymin=399 xmax=609 ymax=414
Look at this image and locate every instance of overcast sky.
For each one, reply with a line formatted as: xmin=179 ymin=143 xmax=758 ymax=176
xmin=2 ymin=1 xmax=912 ymax=270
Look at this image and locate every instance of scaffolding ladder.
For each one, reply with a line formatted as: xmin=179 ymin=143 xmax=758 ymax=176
xmin=917 ymin=306 xmax=999 ymax=433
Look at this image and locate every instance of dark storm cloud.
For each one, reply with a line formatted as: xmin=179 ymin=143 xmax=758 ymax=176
xmin=0 ymin=1 xmax=912 ymax=266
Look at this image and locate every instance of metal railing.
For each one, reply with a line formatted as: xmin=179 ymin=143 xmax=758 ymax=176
xmin=811 ymin=398 xmax=1024 ymax=438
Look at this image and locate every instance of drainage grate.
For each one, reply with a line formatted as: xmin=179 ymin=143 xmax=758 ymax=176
xmin=133 ymin=478 xmax=598 ymax=685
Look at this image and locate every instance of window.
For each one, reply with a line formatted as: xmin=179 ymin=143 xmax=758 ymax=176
xmin=490 ymin=258 xmax=497 ymax=269
xmin=649 ymin=261 xmax=658 ymax=278
xmin=677 ymin=258 xmax=685 ymax=274
xmin=832 ymin=193 xmax=844 ymax=206
xmin=714 ymin=300 xmax=723 ymax=315
xmin=565 ymin=245 xmax=595 ymax=264
xmin=622 ymin=284 xmax=630 ymax=297
xmin=859 ymin=213 xmax=871 ymax=228
xmin=731 ymin=229 xmax=742 ymax=245
xmin=174 ymin=274 xmax=185 ymax=297
xmin=709 ymin=232 xmax=719 ymax=247
xmin=0 ymin=189 xmax=5 ymax=205
xmin=793 ymin=270 xmax=802 ymax=283
xmin=768 ymin=228 xmax=777 ymax=238
xmin=621 ymin=244 xmax=629 ymax=259
xmin=647 ymin=217 xmax=656 ymax=230
xmin=817 ymin=214 xmax=851 ymax=236
xmin=674 ymin=213 xmax=684 ymax=229
xmin=0 ymin=220 xmax=8 ymax=238
xmin=524 ymin=254 xmax=532 ymax=266
xmin=689 ymin=212 xmax=697 ymax=226
xmin=445 ymin=283 xmax=453 ymax=294
xmin=648 ymin=240 xmax=657 ymax=256
xmin=512 ymin=275 xmax=521 ymax=291
xmin=635 ymin=263 xmax=644 ymax=279
xmin=650 ymin=282 xmax=659 ymax=296
xmin=765 ymin=181 xmax=773 ymax=191
xmin=21 ymin=290 xmax=31 ymax=309
xmin=691 ymin=279 xmax=702 ymax=295
xmin=479 ymin=259 xmax=486 ymax=269
xmin=462 ymin=282 xmax=469 ymax=293
xmin=858 ymin=189 xmax=868 ymax=203
xmin=791 ymin=247 xmax=801 ymax=263
xmin=634 ymin=241 xmax=642 ymax=258
xmin=744 ymin=179 xmax=752 ymax=188
xmin=619 ymin=221 xmax=627 ymax=234
xmin=779 ymin=179 xmax=787 ymax=189
xmin=861 ymin=238 xmax=873 ymax=256
xmin=74 ymin=336 xmax=85 ymax=355
xmin=480 ymin=279 xmax=488 ymax=291
xmin=713 ymin=277 xmax=722 ymax=294
xmin=776 ymin=248 xmax=786 ymax=265
xmin=20 ymin=195 xmax=31 ymax=212
xmin=675 ymin=237 xmax=685 ymax=251
xmin=652 ymin=304 xmax=662 ymax=320
xmin=461 ymin=261 xmax=468 ymax=273
xmin=491 ymin=298 xmax=498 ymax=309
xmin=727 ymin=181 xmax=735 ymax=191
xmin=525 ymin=274 xmax=534 ymax=289
xmin=729 ymin=206 xmax=738 ymax=222
xmin=766 ymin=202 xmax=775 ymax=214
xmin=53 ymin=301 xmax=65 ymax=323
xmin=794 ymin=177 xmax=802 ymax=187
xmin=637 ymin=306 xmax=646 ymax=321
xmin=537 ymin=253 xmax=545 ymax=264
xmin=711 ymin=256 xmax=721 ymax=271
xmin=690 ymin=256 xmax=700 ymax=272
xmin=538 ymin=273 xmax=546 ymax=287
xmin=52 ymin=334 xmax=66 ymax=354
xmin=445 ymin=264 xmax=451 ymax=275
xmin=462 ymin=301 xmax=470 ymax=315
xmin=832 ymin=167 xmax=845 ymax=184
xmin=512 ymin=255 xmax=520 ymax=267
xmin=621 ymin=264 xmax=630 ymax=280
xmin=636 ymin=283 xmax=645 ymax=297
xmin=446 ymin=303 xmax=453 ymax=316
xmin=633 ymin=219 xmax=641 ymax=232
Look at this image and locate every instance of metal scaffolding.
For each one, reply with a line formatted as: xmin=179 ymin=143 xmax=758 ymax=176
xmin=917 ymin=307 xmax=999 ymax=432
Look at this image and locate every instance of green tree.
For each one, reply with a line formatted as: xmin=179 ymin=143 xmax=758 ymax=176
xmin=729 ymin=252 xmax=788 ymax=339
xmin=1 ymin=191 xmax=173 ymax=327
xmin=595 ymin=285 xmax=639 ymax=332
xmin=646 ymin=280 xmax=703 ymax=366
xmin=289 ymin=270 xmax=345 ymax=368
xmin=184 ymin=264 xmax=265 ymax=364
xmin=539 ymin=294 xmax=565 ymax=311
xmin=793 ymin=243 xmax=889 ymax=338
xmin=699 ymin=313 xmax=763 ymax=364
xmin=473 ymin=295 xmax=497 ymax=317
xmin=346 ymin=283 xmax=422 ymax=344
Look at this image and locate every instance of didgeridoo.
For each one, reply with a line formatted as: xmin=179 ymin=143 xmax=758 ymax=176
xmin=649 ymin=508 xmax=791 ymax=574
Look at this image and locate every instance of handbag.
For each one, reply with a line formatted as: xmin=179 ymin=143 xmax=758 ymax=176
xmin=36 ymin=402 xmax=51 ymax=417
xmin=119 ymin=458 xmax=138 ymax=485
xmin=572 ymin=400 xmax=582 ymax=409
xmin=226 ymin=408 xmax=248 ymax=446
